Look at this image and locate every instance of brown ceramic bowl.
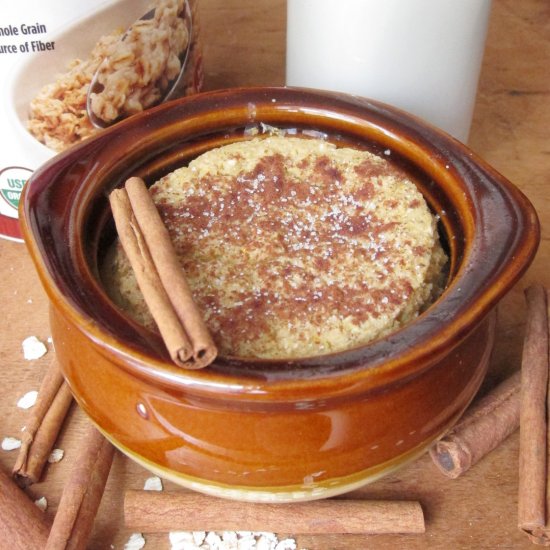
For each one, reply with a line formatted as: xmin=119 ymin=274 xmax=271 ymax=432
xmin=20 ymin=87 xmax=539 ymax=502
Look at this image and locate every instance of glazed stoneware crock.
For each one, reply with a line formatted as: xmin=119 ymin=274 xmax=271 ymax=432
xmin=20 ymin=87 xmax=539 ymax=502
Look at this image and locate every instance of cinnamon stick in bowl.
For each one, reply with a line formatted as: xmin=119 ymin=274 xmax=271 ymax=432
xmin=109 ymin=177 xmax=217 ymax=369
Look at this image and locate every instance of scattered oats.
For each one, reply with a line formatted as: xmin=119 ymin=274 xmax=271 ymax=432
xmin=34 ymin=496 xmax=47 ymax=511
xmin=192 ymin=532 xmax=206 ymax=546
xmin=171 ymin=541 xmax=200 ymax=550
xmin=383 ymin=149 xmax=391 ymax=156
xmin=2 ymin=437 xmax=22 ymax=451
xmin=169 ymin=531 xmax=203 ymax=547
xmin=256 ymin=534 xmax=276 ymax=550
xmin=169 ymin=531 xmax=197 ymax=550
xmin=48 ymin=448 xmax=65 ymax=463
xmin=143 ymin=476 xmax=163 ymax=491
xmin=124 ymin=533 xmax=146 ymax=550
xmin=204 ymin=532 xmax=222 ymax=548
xmin=222 ymin=531 xmax=239 ymax=547
xmin=22 ymin=336 xmax=48 ymax=360
xmin=168 ymin=531 xmax=300 ymax=550
xmin=17 ymin=390 xmax=38 ymax=409
xmin=237 ymin=532 xmax=256 ymax=549
xmin=275 ymin=539 xmax=297 ymax=550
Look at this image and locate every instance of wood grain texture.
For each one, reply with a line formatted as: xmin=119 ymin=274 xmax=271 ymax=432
xmin=0 ymin=0 xmax=548 ymax=548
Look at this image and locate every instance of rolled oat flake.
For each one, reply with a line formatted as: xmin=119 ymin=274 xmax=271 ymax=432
xmin=0 ymin=0 xmax=202 ymax=241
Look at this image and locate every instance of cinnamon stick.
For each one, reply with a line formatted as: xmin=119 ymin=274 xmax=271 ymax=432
xmin=109 ymin=177 xmax=217 ymax=369
xmin=518 ymin=285 xmax=550 ymax=545
xmin=124 ymin=491 xmax=425 ymax=534
xmin=13 ymin=357 xmax=73 ymax=487
xmin=125 ymin=177 xmax=217 ymax=364
xmin=430 ymin=370 xmax=520 ymax=478
xmin=46 ymin=422 xmax=115 ymax=550
xmin=0 ymin=466 xmax=51 ymax=549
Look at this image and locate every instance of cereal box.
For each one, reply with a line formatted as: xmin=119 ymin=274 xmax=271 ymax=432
xmin=0 ymin=0 xmax=202 ymax=241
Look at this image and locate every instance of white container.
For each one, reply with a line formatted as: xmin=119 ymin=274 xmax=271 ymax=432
xmin=286 ymin=0 xmax=492 ymax=143
xmin=0 ymin=0 xmax=202 ymax=241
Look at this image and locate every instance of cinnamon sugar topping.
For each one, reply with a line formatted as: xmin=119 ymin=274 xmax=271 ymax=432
xmin=103 ymin=136 xmax=447 ymax=359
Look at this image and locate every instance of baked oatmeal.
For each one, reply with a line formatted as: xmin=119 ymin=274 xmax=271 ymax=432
xmin=102 ymin=135 xmax=448 ymax=359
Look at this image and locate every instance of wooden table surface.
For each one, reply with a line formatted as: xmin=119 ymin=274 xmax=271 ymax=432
xmin=1 ymin=0 xmax=548 ymax=548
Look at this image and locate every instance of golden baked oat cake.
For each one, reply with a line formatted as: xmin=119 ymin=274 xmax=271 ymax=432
xmin=102 ymin=135 xmax=448 ymax=359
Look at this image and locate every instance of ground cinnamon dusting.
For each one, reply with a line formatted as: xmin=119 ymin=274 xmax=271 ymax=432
xmin=103 ymin=136 xmax=447 ymax=359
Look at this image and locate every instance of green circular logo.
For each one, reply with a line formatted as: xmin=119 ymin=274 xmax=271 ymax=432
xmin=0 ymin=166 xmax=32 ymax=218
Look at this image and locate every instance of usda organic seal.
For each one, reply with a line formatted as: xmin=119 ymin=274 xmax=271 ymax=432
xmin=0 ymin=166 xmax=32 ymax=242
